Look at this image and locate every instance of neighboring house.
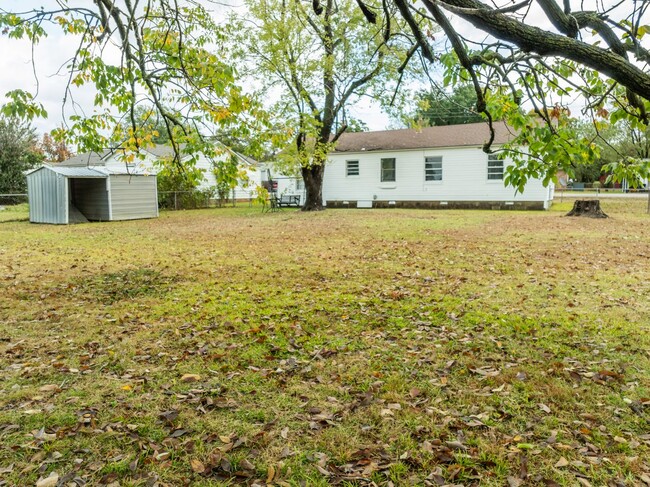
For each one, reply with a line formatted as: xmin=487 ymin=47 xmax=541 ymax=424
xmin=324 ymin=122 xmax=554 ymax=210
xmin=25 ymin=165 xmax=158 ymax=224
xmin=260 ymin=167 xmax=306 ymax=205
xmin=59 ymin=143 xmax=265 ymax=200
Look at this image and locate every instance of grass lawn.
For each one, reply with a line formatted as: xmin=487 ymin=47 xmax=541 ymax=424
xmin=1 ymin=199 xmax=649 ymax=486
xmin=0 ymin=204 xmax=29 ymax=223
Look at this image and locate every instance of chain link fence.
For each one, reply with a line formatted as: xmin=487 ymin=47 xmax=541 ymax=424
xmin=0 ymin=193 xmax=28 ymax=205
xmin=1 ymin=191 xmax=256 ymax=215
xmin=158 ymin=190 xmax=257 ymax=210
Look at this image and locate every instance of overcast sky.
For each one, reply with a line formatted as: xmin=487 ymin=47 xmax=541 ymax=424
xmin=0 ymin=0 xmax=395 ymax=136
xmin=0 ymin=0 xmax=643 ymax=137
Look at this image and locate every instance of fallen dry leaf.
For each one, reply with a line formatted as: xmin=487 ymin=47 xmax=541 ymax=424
xmin=266 ymin=465 xmax=276 ymax=483
xmin=554 ymin=457 xmax=569 ymax=468
xmin=39 ymin=384 xmax=61 ymax=393
xmin=181 ymin=374 xmax=201 ymax=382
xmin=280 ymin=446 xmax=294 ymax=458
xmin=36 ymin=472 xmax=59 ymax=487
xmin=445 ymin=440 xmax=468 ymax=451
xmin=190 ymin=458 xmax=205 ymax=474
xmin=159 ymin=409 xmax=179 ymax=423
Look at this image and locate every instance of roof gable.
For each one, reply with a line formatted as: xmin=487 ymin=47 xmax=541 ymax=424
xmin=57 ymin=150 xmax=111 ymax=166
xmin=333 ymin=122 xmax=514 ymax=153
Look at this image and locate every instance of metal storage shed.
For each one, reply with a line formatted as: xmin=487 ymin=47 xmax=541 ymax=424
xmin=26 ymin=165 xmax=158 ymax=224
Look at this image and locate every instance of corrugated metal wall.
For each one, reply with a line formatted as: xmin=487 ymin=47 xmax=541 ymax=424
xmin=26 ymin=168 xmax=68 ymax=224
xmin=109 ymin=175 xmax=158 ymax=220
xmin=70 ymin=179 xmax=110 ymax=220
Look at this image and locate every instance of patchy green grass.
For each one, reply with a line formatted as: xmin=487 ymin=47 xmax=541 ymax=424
xmin=1 ymin=198 xmax=649 ymax=486
xmin=0 ymin=204 xmax=28 ymax=223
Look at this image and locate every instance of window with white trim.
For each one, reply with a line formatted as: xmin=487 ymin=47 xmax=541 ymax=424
xmin=487 ymin=154 xmax=504 ymax=180
xmin=346 ymin=160 xmax=360 ymax=176
xmin=381 ymin=158 xmax=396 ymax=182
xmin=296 ymin=179 xmax=304 ymax=190
xmin=425 ymin=156 xmax=443 ymax=181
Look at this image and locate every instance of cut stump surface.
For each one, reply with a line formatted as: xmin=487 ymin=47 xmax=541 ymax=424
xmin=565 ymin=199 xmax=608 ymax=218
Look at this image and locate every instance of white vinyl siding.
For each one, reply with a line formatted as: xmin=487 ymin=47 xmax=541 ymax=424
xmin=346 ymin=160 xmax=360 ymax=176
xmin=323 ymin=146 xmax=551 ymax=206
xmin=487 ymin=154 xmax=504 ymax=180
xmin=425 ymin=156 xmax=443 ymax=181
xmin=381 ymin=158 xmax=396 ymax=182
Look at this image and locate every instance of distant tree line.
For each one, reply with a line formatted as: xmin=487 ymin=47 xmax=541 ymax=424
xmin=0 ymin=116 xmax=74 ymax=197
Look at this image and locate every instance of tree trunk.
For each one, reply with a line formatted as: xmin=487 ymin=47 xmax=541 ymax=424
xmin=301 ymin=165 xmax=325 ymax=211
xmin=565 ymin=199 xmax=608 ymax=218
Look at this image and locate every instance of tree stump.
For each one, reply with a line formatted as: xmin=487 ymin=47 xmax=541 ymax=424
xmin=565 ymin=199 xmax=608 ymax=218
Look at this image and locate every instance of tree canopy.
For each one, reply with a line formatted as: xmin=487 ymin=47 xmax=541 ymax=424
xmin=393 ymin=0 xmax=650 ymax=190
xmin=229 ymin=0 xmax=432 ymax=209
xmin=0 ymin=1 xmax=262 ymax=165
xmin=39 ymin=132 xmax=74 ymax=163
xmin=413 ymin=84 xmax=483 ymax=126
xmin=3 ymin=1 xmax=650 ymax=199
xmin=0 ymin=117 xmax=42 ymax=194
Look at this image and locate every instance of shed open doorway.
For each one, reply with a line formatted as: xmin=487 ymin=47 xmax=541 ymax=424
xmin=68 ymin=177 xmax=110 ymax=222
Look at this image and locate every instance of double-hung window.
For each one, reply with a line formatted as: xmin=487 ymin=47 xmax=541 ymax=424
xmin=346 ymin=160 xmax=360 ymax=177
xmin=425 ymin=156 xmax=443 ymax=181
xmin=487 ymin=154 xmax=504 ymax=180
xmin=380 ymin=158 xmax=396 ymax=182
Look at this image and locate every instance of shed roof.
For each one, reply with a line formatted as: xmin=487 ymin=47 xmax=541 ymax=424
xmin=26 ymin=165 xmax=108 ymax=178
xmin=333 ymin=122 xmax=515 ymax=153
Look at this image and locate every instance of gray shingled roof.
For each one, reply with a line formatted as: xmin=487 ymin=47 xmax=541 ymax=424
xmin=57 ymin=150 xmax=113 ymax=166
xmin=333 ymin=122 xmax=515 ymax=153
xmin=144 ymin=144 xmax=180 ymax=158
xmin=59 ymin=143 xmax=260 ymax=166
xmin=59 ymin=145 xmax=178 ymax=166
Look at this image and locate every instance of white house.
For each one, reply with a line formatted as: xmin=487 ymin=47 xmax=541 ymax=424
xmin=259 ymin=166 xmax=306 ymax=204
xmin=324 ymin=122 xmax=554 ymax=210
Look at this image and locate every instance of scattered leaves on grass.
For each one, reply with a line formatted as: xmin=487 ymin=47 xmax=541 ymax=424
xmin=1 ymin=204 xmax=649 ymax=486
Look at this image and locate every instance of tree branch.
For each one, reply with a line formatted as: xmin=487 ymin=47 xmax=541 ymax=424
xmin=428 ymin=0 xmax=650 ymax=102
